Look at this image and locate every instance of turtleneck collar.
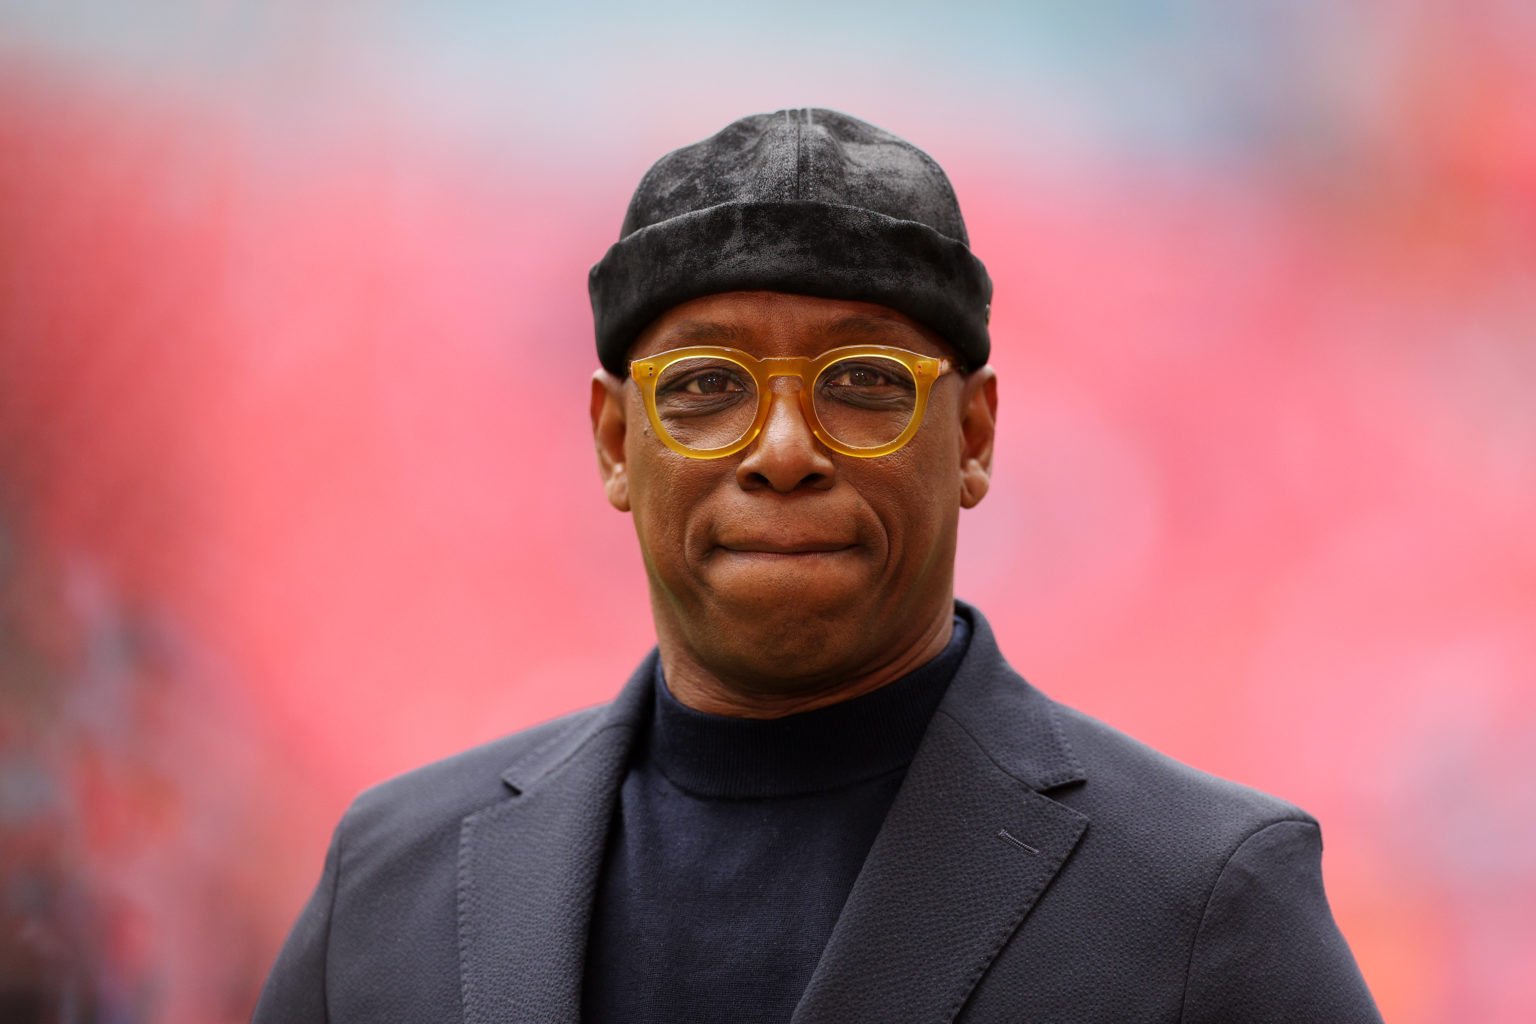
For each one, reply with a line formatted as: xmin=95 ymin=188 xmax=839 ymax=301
xmin=647 ymin=616 xmax=971 ymax=799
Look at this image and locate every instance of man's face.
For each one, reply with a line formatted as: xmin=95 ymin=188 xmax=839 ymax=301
xmin=592 ymin=291 xmax=997 ymax=699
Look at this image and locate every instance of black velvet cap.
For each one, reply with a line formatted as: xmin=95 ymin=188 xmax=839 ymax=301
xmin=588 ymin=108 xmax=992 ymax=376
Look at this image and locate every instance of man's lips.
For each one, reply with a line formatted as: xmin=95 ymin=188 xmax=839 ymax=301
xmin=714 ymin=538 xmax=858 ymax=555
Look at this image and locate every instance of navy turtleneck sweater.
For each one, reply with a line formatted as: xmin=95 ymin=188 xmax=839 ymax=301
xmin=580 ymin=616 xmax=971 ymax=1024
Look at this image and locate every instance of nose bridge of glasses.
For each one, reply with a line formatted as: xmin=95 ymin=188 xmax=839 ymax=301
xmin=757 ymin=355 xmax=813 ymax=388
xmin=765 ymin=374 xmax=804 ymax=396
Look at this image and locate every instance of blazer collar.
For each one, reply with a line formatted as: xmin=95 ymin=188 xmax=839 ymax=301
xmin=937 ymin=599 xmax=1086 ymax=791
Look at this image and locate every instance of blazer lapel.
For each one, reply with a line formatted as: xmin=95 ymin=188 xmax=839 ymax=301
xmin=456 ymin=656 xmax=654 ymax=1024
xmin=792 ymin=605 xmax=1090 ymax=1024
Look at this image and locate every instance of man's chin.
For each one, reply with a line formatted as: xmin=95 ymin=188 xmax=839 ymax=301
xmin=700 ymin=548 xmax=869 ymax=605
xmin=686 ymin=598 xmax=864 ymax=684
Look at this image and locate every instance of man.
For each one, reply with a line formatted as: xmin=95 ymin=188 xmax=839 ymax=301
xmin=255 ymin=108 xmax=1383 ymax=1023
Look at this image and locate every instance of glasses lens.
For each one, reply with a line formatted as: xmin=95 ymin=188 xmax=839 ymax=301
xmin=653 ymin=357 xmax=759 ymax=452
xmin=813 ymin=356 xmax=918 ymax=449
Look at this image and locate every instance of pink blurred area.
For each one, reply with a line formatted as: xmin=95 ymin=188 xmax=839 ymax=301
xmin=2 ymin=4 xmax=1534 ymax=1021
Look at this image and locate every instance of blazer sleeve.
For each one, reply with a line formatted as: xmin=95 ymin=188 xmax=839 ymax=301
xmin=251 ymin=822 xmax=341 ymax=1023
xmin=1180 ymin=819 xmax=1383 ymax=1024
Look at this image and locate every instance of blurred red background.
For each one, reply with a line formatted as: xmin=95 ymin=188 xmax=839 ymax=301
xmin=2 ymin=3 xmax=1533 ymax=1021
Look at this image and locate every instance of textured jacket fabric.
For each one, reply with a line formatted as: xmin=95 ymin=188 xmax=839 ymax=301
xmin=253 ymin=602 xmax=1382 ymax=1023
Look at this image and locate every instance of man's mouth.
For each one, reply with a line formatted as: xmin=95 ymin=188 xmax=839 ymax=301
xmin=714 ymin=539 xmax=858 ymax=556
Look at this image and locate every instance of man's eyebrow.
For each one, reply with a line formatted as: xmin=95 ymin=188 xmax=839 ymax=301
xmin=662 ymin=320 xmax=744 ymax=344
xmin=824 ymin=314 xmax=918 ymax=339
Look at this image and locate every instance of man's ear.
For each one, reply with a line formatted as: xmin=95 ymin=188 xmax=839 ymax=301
xmin=957 ymin=366 xmax=998 ymax=509
xmin=591 ymin=369 xmax=631 ymax=512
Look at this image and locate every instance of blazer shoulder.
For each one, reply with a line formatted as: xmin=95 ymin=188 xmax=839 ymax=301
xmin=1049 ymin=699 xmax=1314 ymax=850
xmin=341 ymin=703 xmax=611 ymax=845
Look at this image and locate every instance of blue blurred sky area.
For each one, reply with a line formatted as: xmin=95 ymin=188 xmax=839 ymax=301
xmin=0 ymin=0 xmax=1418 ymax=180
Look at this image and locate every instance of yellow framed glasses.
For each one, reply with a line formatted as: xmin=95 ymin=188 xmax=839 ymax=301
xmin=629 ymin=345 xmax=953 ymax=460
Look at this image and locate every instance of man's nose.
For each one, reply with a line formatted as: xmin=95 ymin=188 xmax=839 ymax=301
xmin=736 ymin=378 xmax=836 ymax=493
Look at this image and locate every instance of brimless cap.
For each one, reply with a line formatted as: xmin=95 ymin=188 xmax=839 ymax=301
xmin=588 ymin=108 xmax=992 ymax=376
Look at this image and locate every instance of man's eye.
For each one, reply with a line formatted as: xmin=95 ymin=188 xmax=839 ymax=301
xmin=683 ymin=371 xmax=747 ymax=395
xmin=824 ymin=364 xmax=906 ymax=389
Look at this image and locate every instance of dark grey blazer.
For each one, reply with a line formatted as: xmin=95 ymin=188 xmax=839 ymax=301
xmin=254 ymin=603 xmax=1382 ymax=1023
